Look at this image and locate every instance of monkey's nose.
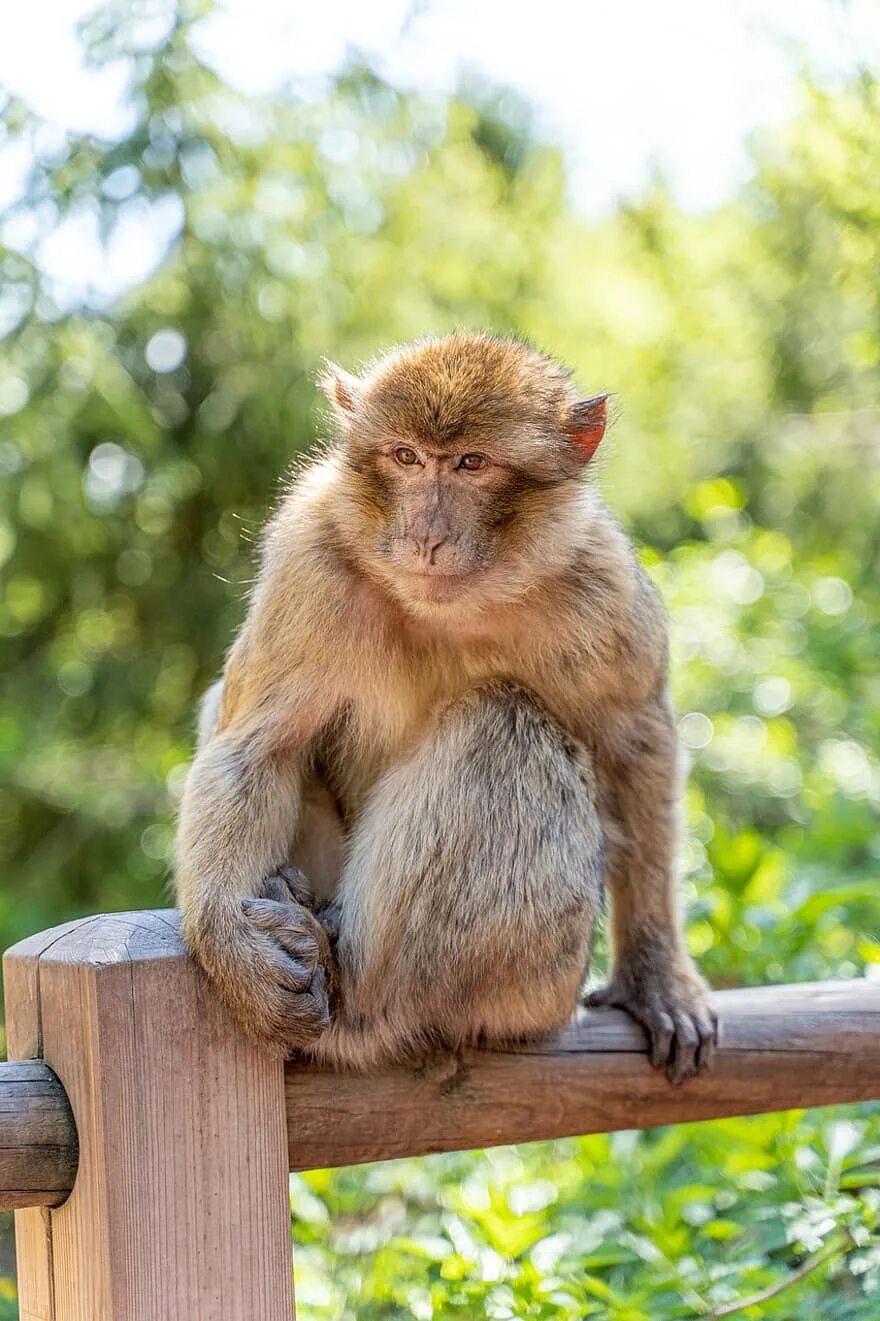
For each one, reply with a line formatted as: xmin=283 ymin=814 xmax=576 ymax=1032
xmin=415 ymin=535 xmax=448 ymax=567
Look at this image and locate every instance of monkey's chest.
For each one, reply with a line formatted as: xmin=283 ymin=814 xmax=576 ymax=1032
xmin=312 ymin=696 xmax=426 ymax=824
xmin=314 ymin=662 xmax=491 ymax=823
xmin=311 ymin=638 xmax=584 ymax=824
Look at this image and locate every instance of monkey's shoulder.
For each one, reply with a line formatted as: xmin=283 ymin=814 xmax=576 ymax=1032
xmin=539 ymin=526 xmax=668 ymax=704
xmin=258 ymin=482 xmax=378 ymax=619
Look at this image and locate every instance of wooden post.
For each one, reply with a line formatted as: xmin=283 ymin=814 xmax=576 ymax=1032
xmin=4 ymin=911 xmax=294 ymax=1321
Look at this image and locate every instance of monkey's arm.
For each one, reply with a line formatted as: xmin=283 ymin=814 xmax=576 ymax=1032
xmin=574 ymin=555 xmax=715 ymax=1083
xmin=176 ymin=638 xmax=339 ymax=1054
xmin=586 ymin=688 xmax=715 ymax=1083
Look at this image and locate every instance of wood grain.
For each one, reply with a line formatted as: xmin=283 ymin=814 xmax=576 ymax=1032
xmin=5 ymin=911 xmax=294 ymax=1321
xmin=4 ymin=910 xmax=880 ymax=1317
xmin=285 ymin=978 xmax=880 ymax=1170
xmin=0 ymin=1062 xmax=77 ymax=1209
xmin=4 ymin=917 xmax=88 ymax=1321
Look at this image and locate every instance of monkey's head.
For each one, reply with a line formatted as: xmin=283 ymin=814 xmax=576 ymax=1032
xmin=320 ymin=335 xmax=608 ymax=615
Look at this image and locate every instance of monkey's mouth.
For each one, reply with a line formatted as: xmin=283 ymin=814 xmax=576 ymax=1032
xmin=405 ymin=567 xmax=467 ymax=580
xmin=400 ymin=566 xmax=474 ymax=601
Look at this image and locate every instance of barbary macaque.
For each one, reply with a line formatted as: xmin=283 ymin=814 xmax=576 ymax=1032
xmin=175 ymin=334 xmax=714 ymax=1083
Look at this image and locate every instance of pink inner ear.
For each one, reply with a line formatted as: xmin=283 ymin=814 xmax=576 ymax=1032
xmin=567 ymin=395 xmax=607 ymax=461
xmin=334 ymin=374 xmax=358 ymax=413
xmin=318 ymin=362 xmax=361 ymax=413
xmin=570 ymin=424 xmax=604 ymax=460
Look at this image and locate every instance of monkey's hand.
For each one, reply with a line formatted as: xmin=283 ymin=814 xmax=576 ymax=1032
xmin=188 ymin=868 xmax=335 ymax=1057
xmin=584 ymin=952 xmax=715 ymax=1085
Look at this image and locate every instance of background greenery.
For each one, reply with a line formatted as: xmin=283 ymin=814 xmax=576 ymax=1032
xmin=1 ymin=3 xmax=879 ymax=1316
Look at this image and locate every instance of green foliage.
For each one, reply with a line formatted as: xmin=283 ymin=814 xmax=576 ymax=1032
xmin=293 ymin=1118 xmax=880 ymax=1318
xmin=1 ymin=5 xmax=879 ymax=1315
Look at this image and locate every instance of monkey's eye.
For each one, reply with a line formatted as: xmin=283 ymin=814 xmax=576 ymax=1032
xmin=394 ymin=446 xmax=420 ymax=467
xmin=458 ymin=453 xmax=488 ymax=472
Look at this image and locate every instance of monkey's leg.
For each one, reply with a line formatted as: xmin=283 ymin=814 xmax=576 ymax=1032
xmin=586 ymin=692 xmax=716 ymax=1084
xmin=309 ymin=683 xmax=603 ymax=1070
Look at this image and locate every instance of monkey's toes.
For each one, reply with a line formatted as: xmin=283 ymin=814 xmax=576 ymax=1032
xmin=662 ymin=1007 xmax=716 ymax=1084
xmin=260 ymin=865 xmax=314 ymax=908
xmin=584 ymin=980 xmax=716 ymax=1085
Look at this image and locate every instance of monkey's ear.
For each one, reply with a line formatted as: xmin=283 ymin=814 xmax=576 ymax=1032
xmin=317 ymin=362 xmax=362 ymax=414
xmin=562 ymin=394 xmax=608 ymax=463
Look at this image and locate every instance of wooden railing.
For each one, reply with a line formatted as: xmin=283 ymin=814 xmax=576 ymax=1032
xmin=3 ymin=910 xmax=880 ymax=1319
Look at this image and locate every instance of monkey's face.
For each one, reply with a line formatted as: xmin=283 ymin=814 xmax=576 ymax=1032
xmin=353 ymin=441 xmax=536 ymax=599
xmin=321 ymin=336 xmax=608 ymax=612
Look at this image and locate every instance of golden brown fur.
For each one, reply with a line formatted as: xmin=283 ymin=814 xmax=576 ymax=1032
xmin=175 ymin=333 xmax=714 ymax=1083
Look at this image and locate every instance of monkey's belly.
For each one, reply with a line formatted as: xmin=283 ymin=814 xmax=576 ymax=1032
xmin=288 ymin=780 xmax=346 ymax=904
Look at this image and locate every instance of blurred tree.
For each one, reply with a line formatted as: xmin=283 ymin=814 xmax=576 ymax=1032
xmin=0 ymin=19 xmax=576 ymax=935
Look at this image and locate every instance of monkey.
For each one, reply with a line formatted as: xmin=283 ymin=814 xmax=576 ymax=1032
xmin=175 ymin=333 xmax=715 ymax=1085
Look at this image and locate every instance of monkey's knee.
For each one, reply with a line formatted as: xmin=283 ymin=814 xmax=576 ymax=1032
xmin=440 ymin=680 xmax=602 ymax=851
xmin=359 ymin=678 xmax=604 ymax=916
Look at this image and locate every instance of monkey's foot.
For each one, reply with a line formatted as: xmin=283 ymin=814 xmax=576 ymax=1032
xmin=316 ymin=900 xmax=342 ymax=947
xmin=260 ymin=864 xmax=316 ymax=909
xmin=584 ymin=961 xmax=715 ymax=1085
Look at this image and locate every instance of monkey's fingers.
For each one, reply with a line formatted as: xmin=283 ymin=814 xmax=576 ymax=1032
xmin=242 ymin=940 xmax=331 ymax=1049
xmin=241 ymin=896 xmax=338 ymax=1036
xmin=190 ymin=903 xmax=333 ymax=1056
xmin=274 ymin=964 xmax=331 ymax=1042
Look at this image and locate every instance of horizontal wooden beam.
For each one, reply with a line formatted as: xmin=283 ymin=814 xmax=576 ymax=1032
xmin=3 ymin=913 xmax=879 ymax=1208
xmin=0 ymin=1060 xmax=77 ymax=1209
xmin=285 ymin=978 xmax=880 ymax=1170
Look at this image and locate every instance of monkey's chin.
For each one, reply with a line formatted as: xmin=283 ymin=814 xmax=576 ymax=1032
xmin=368 ymin=558 xmax=491 ymax=618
